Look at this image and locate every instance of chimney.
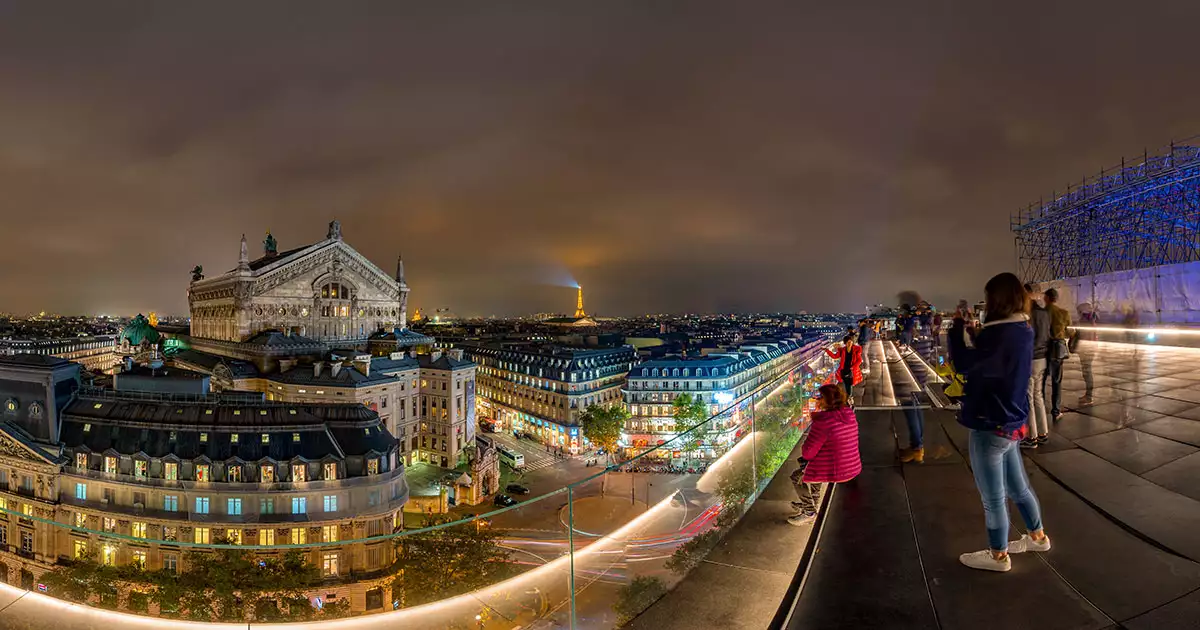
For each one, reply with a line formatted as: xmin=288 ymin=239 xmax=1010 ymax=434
xmin=353 ymin=354 xmax=371 ymax=376
xmin=389 ymin=351 xmax=405 ymax=360
xmin=430 ymin=350 xmax=443 ymax=363
xmin=331 ymin=362 xmax=343 ymax=377
xmin=448 ymin=349 xmax=464 ymax=361
xmin=313 ymin=361 xmax=325 ymax=377
xmin=279 ymin=358 xmax=297 ymax=373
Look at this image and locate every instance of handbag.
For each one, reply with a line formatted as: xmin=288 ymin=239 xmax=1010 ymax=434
xmin=1051 ymin=338 xmax=1069 ymax=361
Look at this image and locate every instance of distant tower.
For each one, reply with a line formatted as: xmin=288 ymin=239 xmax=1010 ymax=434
xmin=396 ymin=253 xmax=410 ymax=329
xmin=574 ymin=286 xmax=586 ymax=318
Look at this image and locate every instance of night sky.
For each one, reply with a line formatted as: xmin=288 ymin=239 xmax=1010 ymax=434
xmin=2 ymin=2 xmax=1199 ymax=317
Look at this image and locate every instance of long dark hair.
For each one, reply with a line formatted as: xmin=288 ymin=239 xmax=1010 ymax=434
xmin=984 ymin=272 xmax=1028 ymax=323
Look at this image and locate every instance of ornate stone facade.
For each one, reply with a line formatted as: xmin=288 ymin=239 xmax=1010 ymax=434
xmin=188 ymin=221 xmax=410 ymax=343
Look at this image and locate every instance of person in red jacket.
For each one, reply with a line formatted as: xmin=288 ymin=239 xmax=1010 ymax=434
xmin=788 ymin=383 xmax=863 ymax=526
xmin=823 ymin=335 xmax=864 ymax=405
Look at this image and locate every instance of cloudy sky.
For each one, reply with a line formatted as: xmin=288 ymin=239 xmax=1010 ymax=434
xmin=2 ymin=1 xmax=1198 ymax=317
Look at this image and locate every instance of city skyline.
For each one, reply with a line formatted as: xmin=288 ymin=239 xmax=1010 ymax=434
xmin=4 ymin=3 xmax=1200 ymax=316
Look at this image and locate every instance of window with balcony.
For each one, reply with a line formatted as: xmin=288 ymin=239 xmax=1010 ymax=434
xmin=291 ymin=497 xmax=307 ymax=514
xmin=195 ymin=497 xmax=210 ymax=514
xmin=290 ymin=527 xmax=307 ymax=544
xmin=164 ymin=462 xmax=178 ymax=481
xmin=323 ymin=462 xmax=337 ymax=480
xmin=259 ymin=528 xmax=275 ymax=545
xmin=260 ymin=498 xmax=275 ymax=514
xmin=323 ymin=495 xmax=338 ymax=512
xmin=194 ymin=527 xmax=210 ymax=544
xmin=74 ymin=483 xmax=87 ymax=501
xmin=227 ymin=498 xmax=242 ymax=516
xmin=132 ymin=522 xmax=147 ymax=538
xmin=260 ymin=464 xmax=275 ymax=482
xmin=75 ymin=452 xmax=88 ymax=469
xmin=292 ymin=464 xmax=307 ymax=482
xmin=164 ymin=495 xmax=178 ymax=512
xmin=322 ymin=524 xmax=338 ymax=542
xmin=104 ymin=456 xmax=118 ymax=475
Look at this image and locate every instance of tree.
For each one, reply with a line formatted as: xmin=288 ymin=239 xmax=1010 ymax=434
xmin=613 ymin=575 xmax=668 ymax=625
xmin=579 ymin=404 xmax=627 ymax=462
xmin=664 ymin=529 xmax=721 ymax=576
xmin=672 ymin=393 xmax=710 ymax=465
xmin=389 ymin=515 xmax=517 ymax=608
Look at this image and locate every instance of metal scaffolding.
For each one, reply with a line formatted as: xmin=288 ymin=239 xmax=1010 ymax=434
xmin=1012 ymin=141 xmax=1200 ymax=283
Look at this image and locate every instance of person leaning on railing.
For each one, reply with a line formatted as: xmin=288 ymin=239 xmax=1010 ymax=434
xmin=948 ymin=272 xmax=1052 ymax=573
xmin=786 ymin=383 xmax=862 ymax=527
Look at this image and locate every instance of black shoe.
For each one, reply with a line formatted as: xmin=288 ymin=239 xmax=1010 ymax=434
xmin=1036 ymin=434 xmax=1048 ymax=445
xmin=1019 ymin=438 xmax=1039 ymax=449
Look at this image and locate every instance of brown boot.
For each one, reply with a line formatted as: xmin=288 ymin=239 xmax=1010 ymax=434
xmin=900 ymin=447 xmax=924 ymax=464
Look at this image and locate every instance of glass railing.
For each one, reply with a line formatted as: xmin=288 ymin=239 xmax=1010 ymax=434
xmin=0 ymin=338 xmax=835 ymax=629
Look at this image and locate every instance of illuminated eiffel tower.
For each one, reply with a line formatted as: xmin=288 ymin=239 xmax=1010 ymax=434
xmin=574 ymin=286 xmax=586 ymax=318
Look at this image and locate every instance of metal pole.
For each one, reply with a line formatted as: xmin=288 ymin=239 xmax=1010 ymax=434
xmin=567 ymin=484 xmax=577 ymax=630
xmin=750 ymin=395 xmax=758 ymax=492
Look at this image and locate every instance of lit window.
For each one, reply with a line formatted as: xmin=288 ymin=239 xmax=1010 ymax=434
xmin=195 ymin=496 xmax=210 ymax=514
xmin=292 ymin=464 xmax=307 ymax=482
xmin=73 ymin=511 xmax=85 ymax=527
xmin=260 ymin=465 xmax=275 ymax=482
xmin=83 ymin=423 xmax=92 ymax=432
xmin=291 ymin=497 xmax=307 ymax=514
xmin=92 ymin=403 xmax=102 ymax=410
xmin=100 ymin=544 xmax=116 ymax=566
xmin=233 ymin=410 xmax=240 ymax=416
xmin=323 ymin=495 xmax=338 ymax=513
xmin=316 ymin=390 xmax=325 ymax=395
xmin=205 ymin=409 xmax=213 ymax=415
xmin=299 ymin=389 xmax=307 ymax=394
xmin=261 ymin=433 xmax=269 ymax=444
xmin=227 ymin=465 xmax=241 ymax=482
xmin=259 ymin=529 xmax=275 ymax=546
xmin=163 ymin=553 xmax=178 ymax=573
xmin=164 ymin=495 xmax=178 ymax=512
xmin=74 ymin=539 xmax=88 ymax=559
xmin=131 ymin=549 xmax=147 ymax=568
xmin=290 ymin=527 xmax=307 ymax=544
xmin=132 ymin=521 xmax=147 ymax=538
xmin=134 ymin=460 xmax=147 ymax=479
xmin=367 ymin=458 xmax=379 ymax=475
xmin=200 ymin=433 xmax=208 ymax=443
xmin=322 ymin=524 xmax=338 ymax=542
xmin=293 ymin=432 xmax=301 ymax=442
xmin=226 ymin=529 xmax=242 ymax=545
xmin=231 ymin=433 xmax=239 ymax=443
xmin=164 ymin=462 xmax=178 ymax=480
xmin=260 ymin=498 xmax=275 ymax=514
xmin=104 ymin=456 xmax=118 ymax=474
xmin=260 ymin=410 xmax=267 ymax=416
xmin=102 ymin=516 xmax=116 ymax=532
xmin=227 ymin=498 xmax=242 ymax=515
xmin=194 ymin=527 xmax=210 ymax=544
xmin=196 ymin=465 xmax=211 ymax=482
xmin=322 ymin=552 xmax=339 ymax=576
xmin=323 ymin=463 xmax=337 ymax=480
xmin=74 ymin=483 xmax=87 ymax=501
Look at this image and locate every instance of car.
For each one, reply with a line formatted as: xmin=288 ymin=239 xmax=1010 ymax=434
xmin=493 ymin=494 xmax=518 ymax=507
xmin=505 ymin=483 xmax=530 ymax=495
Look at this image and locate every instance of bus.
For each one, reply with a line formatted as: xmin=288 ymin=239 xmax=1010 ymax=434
xmin=497 ymin=444 xmax=525 ymax=469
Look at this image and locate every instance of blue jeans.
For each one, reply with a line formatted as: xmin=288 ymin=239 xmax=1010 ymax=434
xmin=903 ymin=404 xmax=924 ymax=449
xmin=967 ymin=429 xmax=1044 ymax=551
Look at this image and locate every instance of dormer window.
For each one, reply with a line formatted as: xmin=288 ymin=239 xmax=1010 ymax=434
xmin=227 ymin=465 xmax=242 ymax=482
xmin=75 ymin=453 xmax=87 ymax=469
xmin=323 ymin=462 xmax=337 ymax=480
xmin=260 ymin=464 xmax=275 ymax=483
xmin=104 ymin=456 xmax=118 ymax=475
xmin=165 ymin=462 xmax=178 ymax=480
xmin=292 ymin=464 xmax=307 ymax=482
xmin=367 ymin=458 xmax=380 ymax=475
xmin=195 ymin=465 xmax=211 ymax=482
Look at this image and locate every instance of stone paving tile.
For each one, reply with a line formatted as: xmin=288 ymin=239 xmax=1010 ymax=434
xmin=1075 ymin=429 xmax=1198 ymax=475
xmin=1055 ymin=412 xmax=1121 ymax=440
xmin=1080 ymin=402 xmax=1165 ymax=427
xmin=1124 ymin=395 xmax=1199 ymax=417
xmin=1135 ymin=417 xmax=1200 ymax=448
xmin=1144 ymin=452 xmax=1200 ymax=503
xmin=1112 ymin=381 xmax=1178 ymax=395
xmin=1145 ymin=376 xmax=1197 ymax=388
xmin=1078 ymin=386 xmax=1137 ymax=403
xmin=1155 ymin=388 xmax=1200 ymax=404
xmin=1173 ymin=406 xmax=1200 ymax=422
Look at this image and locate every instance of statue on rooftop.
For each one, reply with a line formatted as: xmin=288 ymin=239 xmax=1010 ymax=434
xmin=264 ymin=231 xmax=278 ymax=257
xmin=328 ymin=219 xmax=342 ymax=240
xmin=190 ymin=265 xmax=204 ymax=282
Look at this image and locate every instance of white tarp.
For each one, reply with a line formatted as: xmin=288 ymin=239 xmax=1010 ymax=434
xmin=1035 ymin=259 xmax=1200 ymax=325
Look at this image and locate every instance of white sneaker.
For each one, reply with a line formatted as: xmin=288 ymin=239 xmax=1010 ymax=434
xmin=1008 ymin=534 xmax=1052 ymax=553
xmin=959 ymin=549 xmax=1011 ymax=572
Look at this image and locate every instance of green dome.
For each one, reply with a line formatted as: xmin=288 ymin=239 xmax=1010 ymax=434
xmin=120 ymin=314 xmax=161 ymax=346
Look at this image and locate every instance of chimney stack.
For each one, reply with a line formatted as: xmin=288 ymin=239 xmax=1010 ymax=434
xmin=331 ymin=362 xmax=343 ymax=377
xmin=430 ymin=350 xmax=443 ymax=363
xmin=313 ymin=361 xmax=324 ymax=377
xmin=448 ymin=349 xmax=464 ymax=361
xmin=353 ymin=354 xmax=371 ymax=376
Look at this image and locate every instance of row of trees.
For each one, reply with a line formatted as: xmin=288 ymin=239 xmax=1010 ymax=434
xmin=38 ymin=517 xmax=518 ymax=622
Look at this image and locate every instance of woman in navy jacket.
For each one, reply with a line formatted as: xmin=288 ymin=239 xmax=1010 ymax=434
xmin=948 ymin=272 xmax=1051 ymax=572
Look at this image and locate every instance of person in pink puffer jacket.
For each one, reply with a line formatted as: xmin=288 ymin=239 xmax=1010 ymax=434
xmin=788 ymin=383 xmax=863 ymax=526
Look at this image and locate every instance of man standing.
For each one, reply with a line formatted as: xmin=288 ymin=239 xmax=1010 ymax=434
xmin=1023 ymin=284 xmax=1051 ymax=448
xmin=1044 ymin=288 xmax=1072 ymax=420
